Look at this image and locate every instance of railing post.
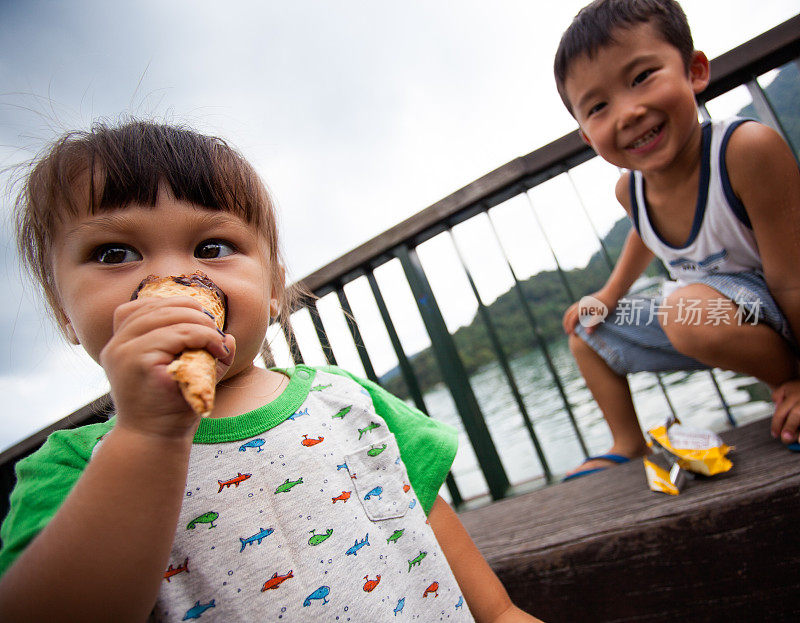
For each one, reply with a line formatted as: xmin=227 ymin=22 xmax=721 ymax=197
xmin=282 ymin=320 xmax=304 ymax=365
xmin=486 ymin=211 xmax=590 ymax=459
xmin=524 ymin=190 xmax=576 ymax=302
xmin=308 ymin=299 xmax=337 ymax=366
xmin=448 ymin=227 xmax=554 ymax=484
xmin=336 ymin=286 xmax=379 ymax=384
xmin=366 ymin=270 xmax=464 ymax=507
xmin=395 ymin=243 xmax=511 ymax=501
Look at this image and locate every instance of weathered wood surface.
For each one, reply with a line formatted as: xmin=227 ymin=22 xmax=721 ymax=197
xmin=459 ymin=418 xmax=800 ymax=622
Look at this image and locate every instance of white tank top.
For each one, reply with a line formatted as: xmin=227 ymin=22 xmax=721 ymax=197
xmin=630 ymin=117 xmax=762 ymax=284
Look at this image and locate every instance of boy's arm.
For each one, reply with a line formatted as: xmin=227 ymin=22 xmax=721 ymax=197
xmin=429 ymin=496 xmax=544 ymax=622
xmin=563 ymin=173 xmax=655 ymax=334
xmin=727 ymin=122 xmax=800 ymax=440
xmin=727 ymin=122 xmax=800 ymax=343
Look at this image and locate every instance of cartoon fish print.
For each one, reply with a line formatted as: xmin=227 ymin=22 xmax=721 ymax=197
xmin=409 ymin=499 xmax=417 ymax=509
xmin=302 ymin=585 xmax=331 ymax=607
xmin=423 ymin=581 xmax=439 ymax=598
xmin=363 ymin=575 xmax=381 ymax=592
xmin=357 ymin=421 xmax=381 ymax=439
xmin=345 ymin=533 xmax=370 ymax=556
xmin=238 ymin=438 xmax=265 ymax=452
xmin=287 ymin=407 xmax=309 ymax=421
xmin=403 ymin=483 xmax=411 ymax=493
xmin=394 ymin=597 xmax=405 ymax=616
xmin=336 ymin=462 xmax=348 ymax=471
xmin=364 ymin=486 xmax=383 ymax=501
xmin=274 ymin=477 xmax=303 ymax=494
xmin=308 ymin=528 xmax=334 ymax=546
xmin=367 ymin=443 xmax=387 ymax=457
xmin=455 ymin=595 xmax=464 ymax=610
xmin=332 ymin=491 xmax=351 ymax=503
xmin=387 ymin=529 xmax=404 ymax=544
xmin=408 ymin=550 xmax=427 ymax=571
xmin=311 ymin=383 xmax=332 ymax=391
xmin=187 ymin=511 xmax=218 ymax=530
xmin=301 ymin=434 xmax=324 ymax=447
xmin=332 ymin=405 xmax=352 ymax=419
xmin=182 ymin=599 xmax=215 ymax=620
xmin=262 ymin=570 xmax=294 ymax=591
xmin=164 ymin=557 xmax=189 ymax=582
xmin=239 ymin=527 xmax=274 ymax=552
xmin=217 ymin=472 xmax=252 ymax=493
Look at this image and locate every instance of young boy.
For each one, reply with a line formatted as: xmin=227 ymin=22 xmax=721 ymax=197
xmin=554 ymin=0 xmax=800 ymax=479
xmin=0 ymin=120 xmax=542 ymax=621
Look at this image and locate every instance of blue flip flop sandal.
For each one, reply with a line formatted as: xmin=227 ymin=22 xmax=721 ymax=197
xmin=787 ymin=442 xmax=800 ymax=452
xmin=563 ymin=453 xmax=631 ymax=482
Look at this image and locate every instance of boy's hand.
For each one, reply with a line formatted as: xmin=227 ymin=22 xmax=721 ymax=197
xmin=100 ymin=295 xmax=235 ymax=440
xmin=771 ymin=379 xmax=800 ymax=444
xmin=562 ymin=288 xmax=617 ymax=336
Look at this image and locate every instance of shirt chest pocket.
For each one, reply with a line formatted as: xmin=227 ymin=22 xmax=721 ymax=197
xmin=344 ymin=431 xmax=409 ymax=521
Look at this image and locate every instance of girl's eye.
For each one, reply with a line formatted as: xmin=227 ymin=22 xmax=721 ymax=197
xmin=91 ymin=244 xmax=142 ymax=264
xmin=195 ymin=239 xmax=236 ymax=259
xmin=632 ymin=69 xmax=654 ymax=85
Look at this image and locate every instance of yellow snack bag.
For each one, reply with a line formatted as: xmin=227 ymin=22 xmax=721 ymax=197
xmin=643 ymin=457 xmax=683 ymax=495
xmin=647 ymin=416 xmax=733 ymax=476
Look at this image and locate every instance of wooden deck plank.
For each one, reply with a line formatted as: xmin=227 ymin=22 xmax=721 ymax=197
xmin=459 ymin=418 xmax=800 ymax=622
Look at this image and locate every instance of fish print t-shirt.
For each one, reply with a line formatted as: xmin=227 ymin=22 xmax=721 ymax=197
xmin=0 ymin=366 xmax=475 ymax=622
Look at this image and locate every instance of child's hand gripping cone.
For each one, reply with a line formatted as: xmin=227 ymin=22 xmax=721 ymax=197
xmin=132 ymin=272 xmax=227 ymax=417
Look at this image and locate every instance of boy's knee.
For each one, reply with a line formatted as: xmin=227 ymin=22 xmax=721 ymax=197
xmin=660 ymin=289 xmax=736 ymax=357
xmin=568 ymin=331 xmax=591 ymax=357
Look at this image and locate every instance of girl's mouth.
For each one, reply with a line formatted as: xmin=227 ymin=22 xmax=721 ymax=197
xmin=626 ymin=123 xmax=665 ymax=152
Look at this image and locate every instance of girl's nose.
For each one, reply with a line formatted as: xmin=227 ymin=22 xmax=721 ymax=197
xmin=147 ymin=254 xmax=197 ymax=279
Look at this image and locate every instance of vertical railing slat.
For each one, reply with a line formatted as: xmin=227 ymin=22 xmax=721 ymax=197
xmin=486 ymin=210 xmax=590 ymax=459
xmin=366 ymin=269 xmax=464 ymax=507
xmin=308 ymin=299 xmax=337 ymax=366
xmin=282 ymin=320 xmax=303 ymax=365
xmin=448 ymin=227 xmax=554 ymax=484
xmin=336 ymin=286 xmax=379 ymax=384
xmin=396 ymin=243 xmax=511 ymax=501
xmin=523 ymin=189 xmax=576 ymax=302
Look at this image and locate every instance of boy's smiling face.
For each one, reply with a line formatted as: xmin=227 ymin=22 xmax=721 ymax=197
xmin=563 ymin=21 xmax=709 ymax=175
xmin=51 ymin=188 xmax=282 ymax=381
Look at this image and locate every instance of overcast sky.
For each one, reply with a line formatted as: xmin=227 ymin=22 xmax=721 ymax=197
xmin=1 ymin=0 xmax=797 ymax=453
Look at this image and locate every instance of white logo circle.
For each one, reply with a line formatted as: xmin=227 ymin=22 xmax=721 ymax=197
xmin=578 ymin=295 xmax=608 ymax=328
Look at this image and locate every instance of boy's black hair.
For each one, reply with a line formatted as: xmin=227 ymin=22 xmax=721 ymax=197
xmin=554 ymin=0 xmax=694 ymax=115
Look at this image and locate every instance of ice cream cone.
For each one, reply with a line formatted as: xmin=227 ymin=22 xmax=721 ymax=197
xmin=133 ymin=272 xmax=227 ymax=417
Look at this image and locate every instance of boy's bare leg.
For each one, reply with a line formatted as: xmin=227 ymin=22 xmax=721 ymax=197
xmin=662 ymin=284 xmax=800 ymax=442
xmin=566 ymin=333 xmax=651 ymax=476
xmin=662 ymin=284 xmax=797 ymax=388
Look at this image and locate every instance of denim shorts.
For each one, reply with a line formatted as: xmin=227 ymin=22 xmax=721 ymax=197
xmin=574 ymin=272 xmax=797 ymax=376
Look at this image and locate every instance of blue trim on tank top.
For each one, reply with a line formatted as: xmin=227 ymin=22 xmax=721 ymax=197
xmin=719 ymin=117 xmax=754 ymax=230
xmin=630 ymin=121 xmax=712 ymax=250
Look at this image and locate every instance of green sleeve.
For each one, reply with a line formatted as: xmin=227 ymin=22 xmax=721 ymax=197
xmin=0 ymin=419 xmax=114 ymax=577
xmin=318 ymin=366 xmax=457 ymax=515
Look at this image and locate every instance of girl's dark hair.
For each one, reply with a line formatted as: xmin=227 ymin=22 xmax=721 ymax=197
xmin=554 ymin=0 xmax=694 ymax=115
xmin=14 ymin=118 xmax=293 ymax=337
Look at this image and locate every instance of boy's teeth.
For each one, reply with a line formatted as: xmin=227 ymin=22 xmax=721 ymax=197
xmin=629 ymin=125 xmax=661 ymax=149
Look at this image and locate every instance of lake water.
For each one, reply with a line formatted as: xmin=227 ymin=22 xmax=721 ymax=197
xmin=421 ymin=338 xmax=772 ymax=507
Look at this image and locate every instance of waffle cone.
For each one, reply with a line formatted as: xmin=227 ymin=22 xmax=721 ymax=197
xmin=133 ymin=272 xmax=227 ymax=417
